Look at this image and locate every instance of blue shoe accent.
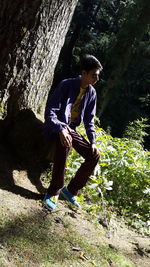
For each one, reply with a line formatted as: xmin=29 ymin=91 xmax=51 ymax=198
xmin=60 ymin=186 xmax=81 ymax=208
xmin=43 ymin=193 xmax=58 ymax=211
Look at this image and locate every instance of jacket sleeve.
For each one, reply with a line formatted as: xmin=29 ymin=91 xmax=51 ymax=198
xmin=83 ymin=92 xmax=97 ymax=144
xmin=44 ymin=80 xmax=67 ymax=133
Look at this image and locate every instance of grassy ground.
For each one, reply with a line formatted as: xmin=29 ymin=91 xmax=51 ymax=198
xmin=0 ymin=143 xmax=149 ymax=267
xmin=0 ymin=198 xmax=136 ymax=267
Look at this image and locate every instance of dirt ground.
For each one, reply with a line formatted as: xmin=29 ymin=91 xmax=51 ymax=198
xmin=0 ymin=143 xmax=150 ymax=267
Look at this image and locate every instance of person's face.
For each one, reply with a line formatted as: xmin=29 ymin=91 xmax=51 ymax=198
xmin=82 ymin=68 xmax=101 ymax=86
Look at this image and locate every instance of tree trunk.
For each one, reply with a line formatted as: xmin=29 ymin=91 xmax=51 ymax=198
xmin=0 ymin=0 xmax=78 ymax=119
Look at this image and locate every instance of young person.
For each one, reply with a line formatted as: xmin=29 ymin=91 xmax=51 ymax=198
xmin=43 ymin=54 xmax=103 ymax=210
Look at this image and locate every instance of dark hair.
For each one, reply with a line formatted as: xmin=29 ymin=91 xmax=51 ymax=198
xmin=80 ymin=54 xmax=103 ymax=72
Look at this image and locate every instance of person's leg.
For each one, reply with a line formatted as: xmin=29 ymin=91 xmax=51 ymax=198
xmin=47 ymin=134 xmax=70 ymax=196
xmin=67 ymin=129 xmax=100 ymax=195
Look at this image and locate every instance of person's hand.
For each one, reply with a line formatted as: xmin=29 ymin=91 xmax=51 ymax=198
xmin=59 ymin=128 xmax=72 ymax=147
xmin=91 ymin=143 xmax=100 ymax=157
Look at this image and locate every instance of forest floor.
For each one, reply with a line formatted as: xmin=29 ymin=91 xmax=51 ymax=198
xmin=0 ymin=143 xmax=150 ymax=267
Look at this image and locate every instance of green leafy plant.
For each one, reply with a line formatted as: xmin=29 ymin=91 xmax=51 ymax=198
xmin=123 ymin=117 xmax=149 ymax=143
xmin=66 ymin=118 xmax=150 ymax=233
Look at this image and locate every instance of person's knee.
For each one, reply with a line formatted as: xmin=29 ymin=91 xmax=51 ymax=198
xmin=95 ymin=151 xmax=100 ymax=162
xmin=91 ymin=150 xmax=100 ymax=163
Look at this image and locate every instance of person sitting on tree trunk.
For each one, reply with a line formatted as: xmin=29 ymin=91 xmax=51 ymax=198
xmin=43 ymin=54 xmax=103 ymax=211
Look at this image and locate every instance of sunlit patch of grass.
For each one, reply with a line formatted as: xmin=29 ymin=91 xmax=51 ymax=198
xmin=98 ymin=245 xmax=135 ymax=267
xmin=0 ymin=212 xmax=74 ymax=266
xmin=0 ymin=211 xmax=136 ymax=267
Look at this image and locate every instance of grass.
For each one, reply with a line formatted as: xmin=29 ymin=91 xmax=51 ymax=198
xmin=0 ymin=208 xmax=136 ymax=267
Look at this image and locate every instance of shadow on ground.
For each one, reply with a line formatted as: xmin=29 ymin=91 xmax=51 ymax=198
xmin=0 ymin=109 xmax=54 ymax=200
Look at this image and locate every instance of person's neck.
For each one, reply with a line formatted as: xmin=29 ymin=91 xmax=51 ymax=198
xmin=80 ymin=77 xmax=88 ymax=89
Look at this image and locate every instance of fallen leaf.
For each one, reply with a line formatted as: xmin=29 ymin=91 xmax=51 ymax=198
xmin=79 ymin=251 xmax=88 ymax=260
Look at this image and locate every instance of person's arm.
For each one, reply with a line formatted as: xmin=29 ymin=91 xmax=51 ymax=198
xmin=44 ymin=80 xmax=67 ymax=133
xmin=83 ymin=92 xmax=96 ymax=144
xmin=44 ymin=80 xmax=73 ymax=147
xmin=83 ymin=92 xmax=99 ymax=156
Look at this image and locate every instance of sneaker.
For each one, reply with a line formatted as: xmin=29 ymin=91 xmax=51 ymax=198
xmin=43 ymin=193 xmax=58 ymax=211
xmin=60 ymin=186 xmax=81 ymax=208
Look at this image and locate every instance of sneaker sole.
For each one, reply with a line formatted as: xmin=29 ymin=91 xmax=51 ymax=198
xmin=42 ymin=202 xmax=55 ymax=212
xmin=60 ymin=190 xmax=80 ymax=208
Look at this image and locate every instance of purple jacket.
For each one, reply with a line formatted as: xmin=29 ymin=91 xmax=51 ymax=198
xmin=43 ymin=77 xmax=97 ymax=144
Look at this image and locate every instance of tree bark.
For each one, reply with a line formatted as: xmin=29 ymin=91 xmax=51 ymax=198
xmin=0 ymin=0 xmax=78 ymax=119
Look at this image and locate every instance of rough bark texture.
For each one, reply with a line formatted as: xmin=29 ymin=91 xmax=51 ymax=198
xmin=0 ymin=0 xmax=78 ymax=119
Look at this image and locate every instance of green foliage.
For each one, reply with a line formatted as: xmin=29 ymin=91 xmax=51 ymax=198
xmin=0 ymin=103 xmax=7 ymax=119
xmin=66 ymin=119 xmax=150 ymax=233
xmin=123 ymin=117 xmax=149 ymax=143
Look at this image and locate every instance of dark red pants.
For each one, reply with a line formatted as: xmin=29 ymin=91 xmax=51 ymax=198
xmin=47 ymin=128 xmax=100 ymax=196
